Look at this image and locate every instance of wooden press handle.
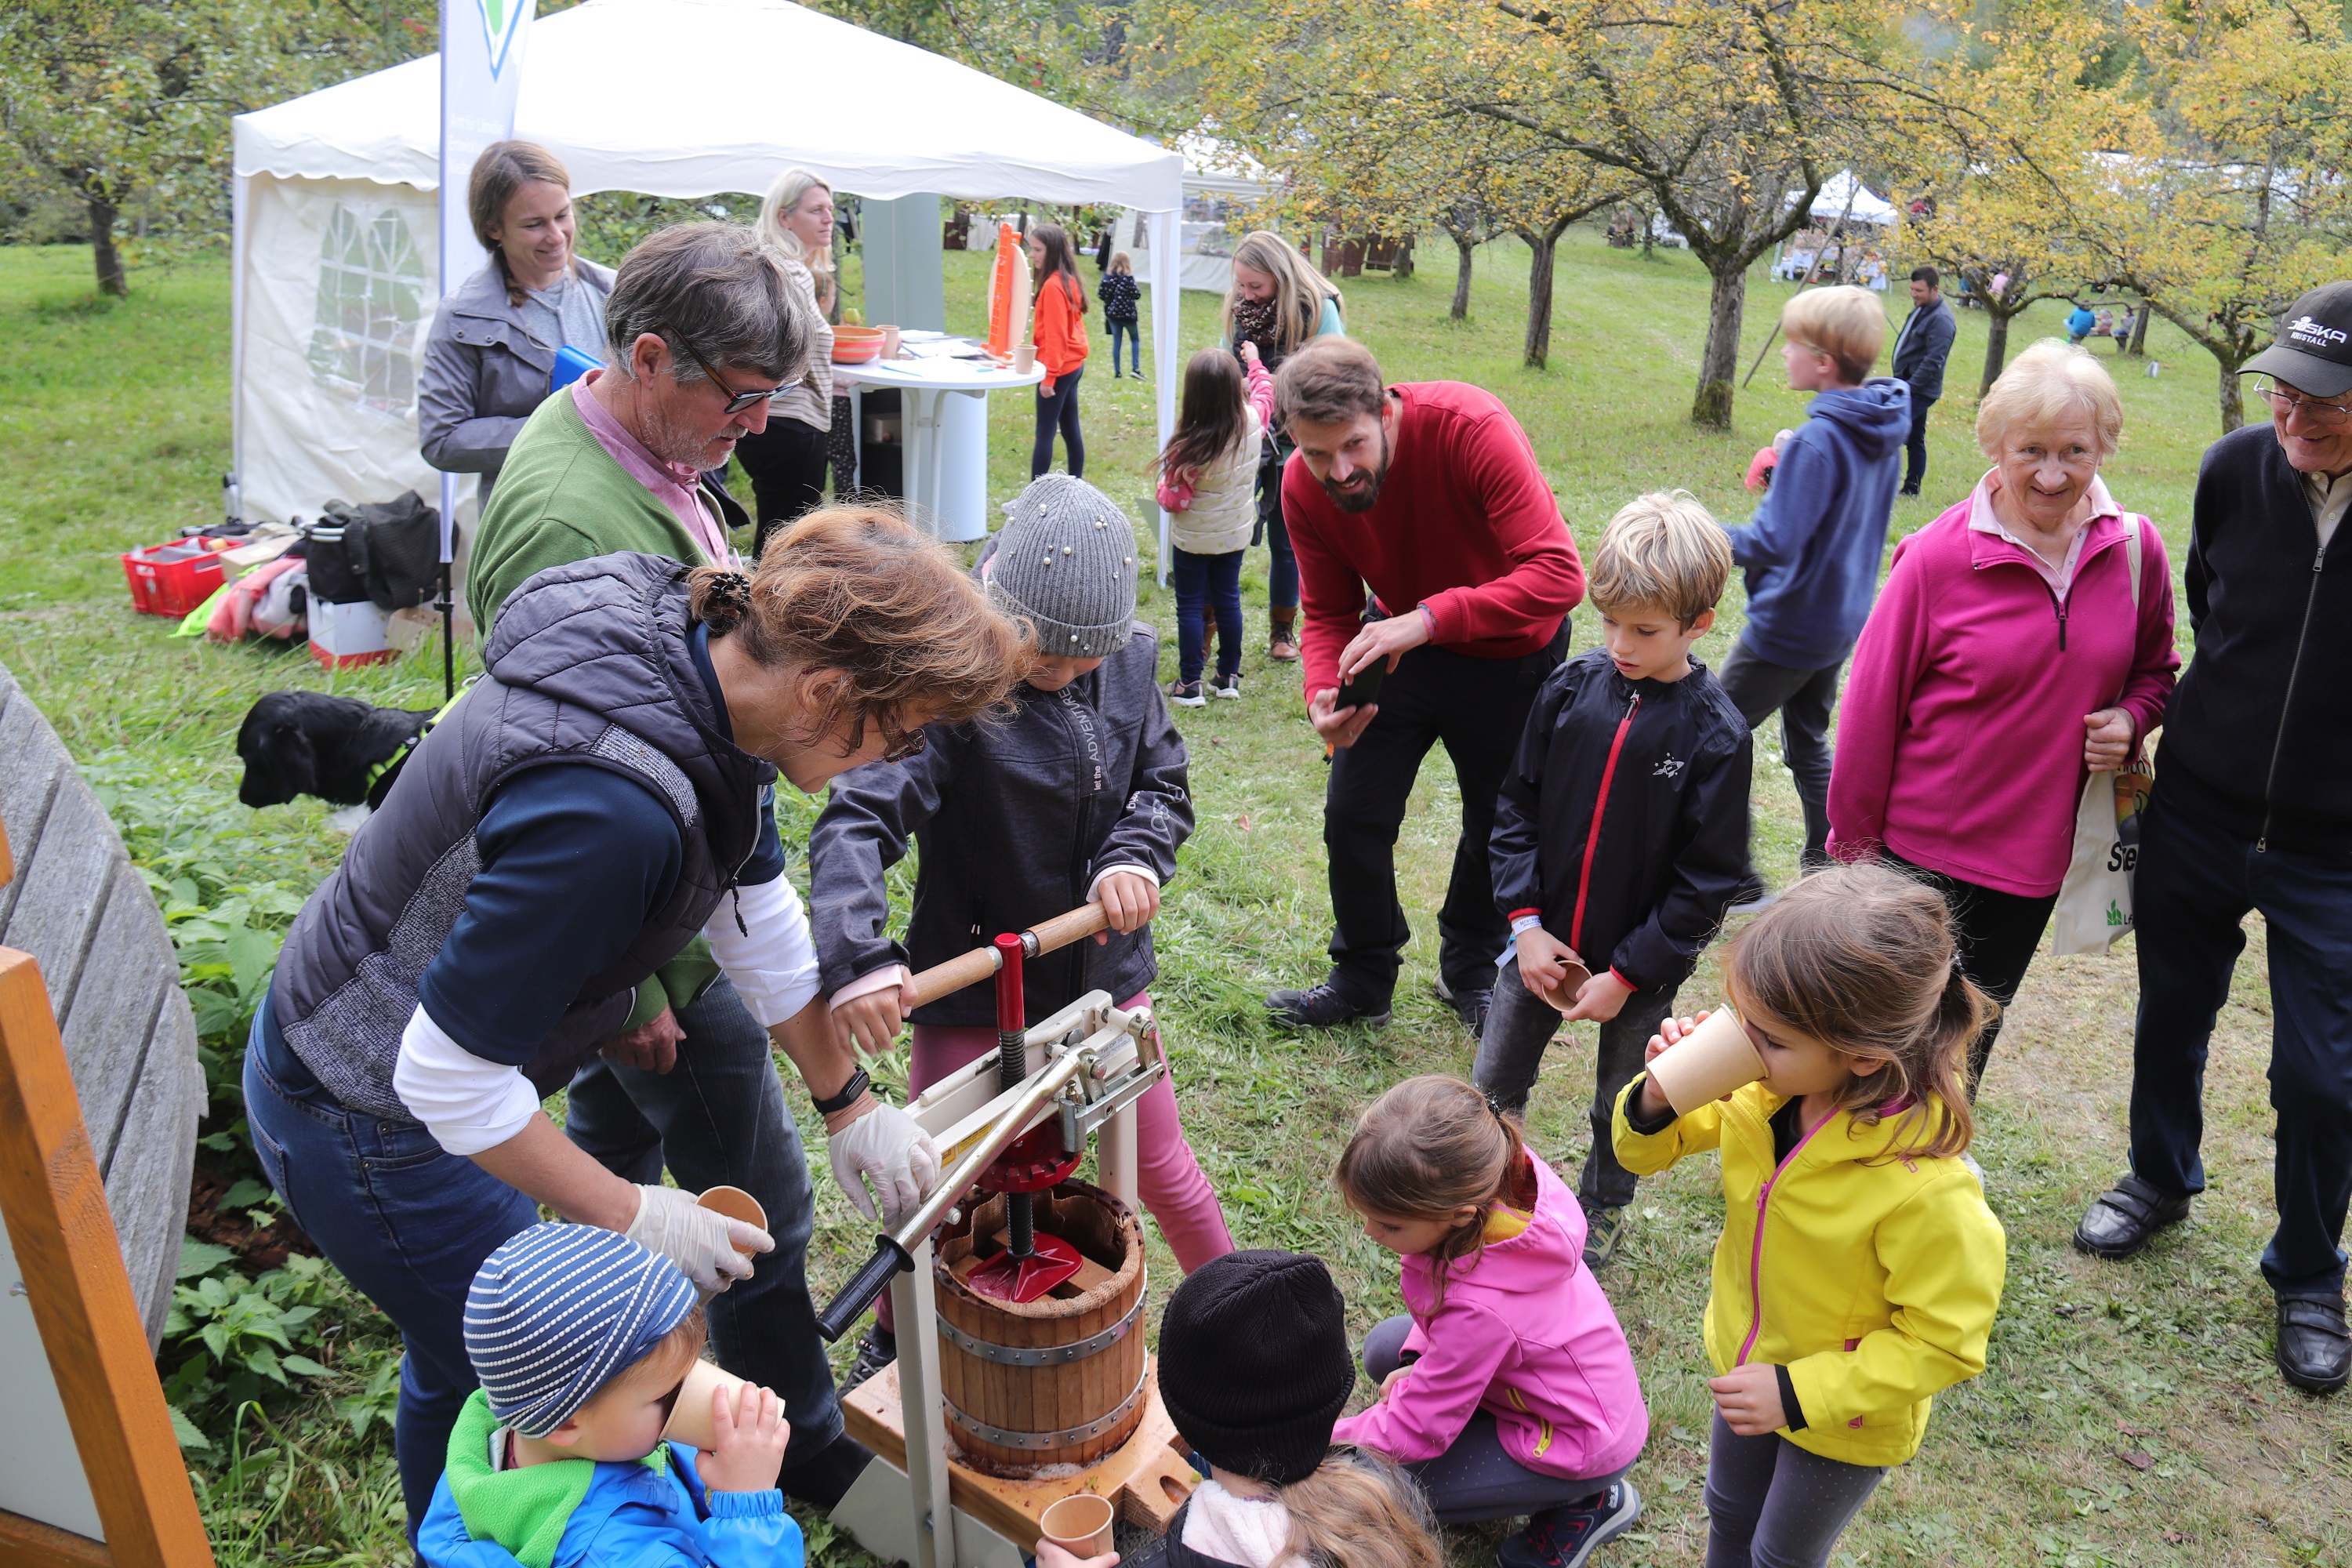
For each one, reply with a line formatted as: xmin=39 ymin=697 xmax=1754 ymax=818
xmin=902 ymin=902 xmax=1113 ymax=1008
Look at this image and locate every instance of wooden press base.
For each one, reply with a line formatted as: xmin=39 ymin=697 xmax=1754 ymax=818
xmin=842 ymin=1355 xmax=1199 ymax=1545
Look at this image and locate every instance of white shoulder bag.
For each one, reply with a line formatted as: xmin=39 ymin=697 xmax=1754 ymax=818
xmin=2050 ymin=518 xmax=2155 ymax=956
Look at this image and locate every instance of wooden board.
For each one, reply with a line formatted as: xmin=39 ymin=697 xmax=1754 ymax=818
xmin=844 ymin=1356 xmax=1199 ymax=1546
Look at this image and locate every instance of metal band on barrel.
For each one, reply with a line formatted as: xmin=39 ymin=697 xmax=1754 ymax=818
xmin=938 ymin=1294 xmax=1146 ymax=1367
xmin=942 ymin=1364 xmax=1149 ymax=1451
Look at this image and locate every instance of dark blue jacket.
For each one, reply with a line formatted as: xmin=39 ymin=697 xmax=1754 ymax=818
xmin=1890 ymin=297 xmax=1956 ymax=401
xmin=1722 ymin=379 xmax=1910 ymax=670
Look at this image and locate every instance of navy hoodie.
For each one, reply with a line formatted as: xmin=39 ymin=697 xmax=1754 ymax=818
xmin=1722 ymin=379 xmax=1911 ymax=669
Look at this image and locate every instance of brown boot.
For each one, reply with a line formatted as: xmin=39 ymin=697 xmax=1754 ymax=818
xmin=1268 ymin=606 xmax=1300 ymax=662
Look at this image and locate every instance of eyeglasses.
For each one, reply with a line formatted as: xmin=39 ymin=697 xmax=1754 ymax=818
xmin=2252 ymin=376 xmax=2352 ymax=426
xmin=660 ymin=325 xmax=786 ymax=416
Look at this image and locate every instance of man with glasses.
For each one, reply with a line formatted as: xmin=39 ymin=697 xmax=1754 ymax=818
xmin=2075 ymin=282 xmax=2352 ymax=1396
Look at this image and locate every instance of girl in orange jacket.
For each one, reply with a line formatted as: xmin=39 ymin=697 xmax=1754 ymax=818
xmin=1028 ymin=222 xmax=1091 ymax=479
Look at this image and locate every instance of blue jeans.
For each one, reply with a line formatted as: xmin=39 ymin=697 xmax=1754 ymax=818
xmin=2127 ymin=777 xmax=2352 ymax=1298
xmin=1171 ymin=547 xmax=1243 ymax=683
xmin=1108 ymin=318 xmax=1140 ymax=375
xmin=1255 ymin=448 xmax=1298 ymax=611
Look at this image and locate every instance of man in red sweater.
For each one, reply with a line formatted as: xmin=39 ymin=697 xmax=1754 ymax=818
xmin=1265 ymin=338 xmax=1585 ymax=1033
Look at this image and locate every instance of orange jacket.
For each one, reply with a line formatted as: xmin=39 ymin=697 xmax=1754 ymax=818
xmin=1033 ymin=271 xmax=1090 ymax=393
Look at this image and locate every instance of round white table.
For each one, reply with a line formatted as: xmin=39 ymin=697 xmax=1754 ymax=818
xmin=833 ymin=352 xmax=1046 ymax=541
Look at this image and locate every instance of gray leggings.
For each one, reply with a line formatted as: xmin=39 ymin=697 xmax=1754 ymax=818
xmin=1704 ymin=1413 xmax=1885 ymax=1568
xmin=1363 ymin=1316 xmax=1632 ymax=1523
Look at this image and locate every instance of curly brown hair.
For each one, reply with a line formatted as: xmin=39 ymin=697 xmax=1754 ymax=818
xmin=688 ymin=507 xmax=1032 ymax=757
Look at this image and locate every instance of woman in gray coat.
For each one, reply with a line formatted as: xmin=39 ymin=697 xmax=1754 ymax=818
xmin=419 ymin=140 xmax=615 ymax=501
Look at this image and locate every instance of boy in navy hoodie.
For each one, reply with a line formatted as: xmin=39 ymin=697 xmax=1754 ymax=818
xmin=1719 ymin=285 xmax=1909 ymax=887
xmin=1476 ymin=492 xmax=1751 ymax=1269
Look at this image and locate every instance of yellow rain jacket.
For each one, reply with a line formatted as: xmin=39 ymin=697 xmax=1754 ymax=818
xmin=1612 ymin=1076 xmax=2005 ymax=1468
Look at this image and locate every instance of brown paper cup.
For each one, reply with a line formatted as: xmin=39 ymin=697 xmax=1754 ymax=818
xmin=1013 ymin=342 xmax=1039 ymax=374
xmin=660 ymin=1359 xmax=754 ymax=1450
xmin=1537 ymin=959 xmax=1593 ymax=1014
xmin=877 ymin=325 xmax=902 ymax=358
xmin=1645 ymin=1007 xmax=1765 ymax=1115
xmin=1040 ymin=1493 xmax=1115 ymax=1558
xmin=699 ymin=1185 xmax=767 ymax=1254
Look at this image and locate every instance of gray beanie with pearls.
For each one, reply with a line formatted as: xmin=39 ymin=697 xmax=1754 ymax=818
xmin=985 ymin=475 xmax=1138 ymax=658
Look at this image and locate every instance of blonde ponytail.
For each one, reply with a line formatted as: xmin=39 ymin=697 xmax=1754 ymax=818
xmin=1279 ymin=1448 xmax=1443 ymax=1568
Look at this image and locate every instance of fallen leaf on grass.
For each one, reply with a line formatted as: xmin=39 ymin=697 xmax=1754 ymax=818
xmin=2162 ymin=1531 xmax=2189 ymax=1545
xmin=2114 ymin=1421 xmax=2151 ymax=1438
xmin=2119 ymin=1450 xmax=2152 ymax=1471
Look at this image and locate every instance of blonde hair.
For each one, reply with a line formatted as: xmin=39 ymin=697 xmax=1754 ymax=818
xmin=1976 ymin=339 xmax=2124 ymax=459
xmin=1281 ymin=1447 xmax=1445 ymax=1568
xmin=1781 ymin=285 xmax=1886 ymax=385
xmin=757 ymin=168 xmax=837 ymax=311
xmin=1589 ymin=490 xmax=1733 ymax=626
xmin=1109 ymin=250 xmax=1134 ymax=276
xmin=1223 ymin=230 xmax=1344 ymax=356
xmin=1334 ymin=1076 xmax=1525 ymax=1312
xmin=1725 ymin=863 xmax=1993 ymax=1160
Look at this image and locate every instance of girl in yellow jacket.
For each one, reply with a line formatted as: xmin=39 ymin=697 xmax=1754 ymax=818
xmin=1612 ymin=862 xmax=2005 ymax=1568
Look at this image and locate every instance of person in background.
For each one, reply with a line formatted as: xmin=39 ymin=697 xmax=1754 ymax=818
xmin=1157 ymin=343 xmax=1275 ymax=703
xmin=2113 ymin=305 xmax=2136 ymax=352
xmin=736 ymin=169 xmax=837 ymax=557
xmin=1890 ymin=266 xmax=1956 ymax=498
xmin=1719 ymin=286 xmax=1908 ymax=898
xmin=1225 ymin=230 xmax=1346 ymax=662
xmin=1028 ymin=221 xmax=1091 ymax=478
xmin=2074 ymin=282 xmax=2352 ymax=1396
xmin=2093 ymin=305 xmax=2115 ymax=344
xmin=2066 ymin=300 xmax=2096 ymax=345
xmin=1265 ymin=339 xmax=1584 ymax=1039
xmin=1101 ymin=250 xmax=1142 ymax=379
xmin=1829 ymin=342 xmax=2176 ymax=1094
xmin=421 ymin=141 xmax=614 ymax=504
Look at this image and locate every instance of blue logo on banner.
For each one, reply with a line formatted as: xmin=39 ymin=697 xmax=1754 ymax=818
xmin=477 ymin=0 xmax=528 ymax=77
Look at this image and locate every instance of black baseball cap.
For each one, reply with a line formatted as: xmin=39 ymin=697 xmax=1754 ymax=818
xmin=2243 ymin=281 xmax=2352 ymax=399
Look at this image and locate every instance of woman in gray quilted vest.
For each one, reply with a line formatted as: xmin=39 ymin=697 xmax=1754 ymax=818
xmin=245 ymin=514 xmax=1029 ymax=1537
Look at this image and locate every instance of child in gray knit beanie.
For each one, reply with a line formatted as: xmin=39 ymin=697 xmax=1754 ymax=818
xmin=982 ymin=474 xmax=1138 ymax=666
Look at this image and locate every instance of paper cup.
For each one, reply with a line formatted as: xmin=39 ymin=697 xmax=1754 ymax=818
xmin=1013 ymin=343 xmax=1039 ymax=374
xmin=1040 ymin=1493 xmax=1115 ymax=1559
xmin=1537 ymin=958 xmax=1593 ymax=1014
xmin=698 ymin=1185 xmax=767 ymax=1254
xmin=1644 ymin=1007 xmax=1766 ymax=1115
xmin=660 ymin=1359 xmax=755 ymax=1450
xmin=877 ymin=325 xmax=903 ymax=358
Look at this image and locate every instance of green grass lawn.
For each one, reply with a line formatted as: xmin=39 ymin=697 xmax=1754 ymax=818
xmin=2 ymin=230 xmax=2347 ymax=1567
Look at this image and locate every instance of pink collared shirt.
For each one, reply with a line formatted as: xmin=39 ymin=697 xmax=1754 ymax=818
xmin=1964 ymin=468 xmax=2119 ymax=595
xmin=571 ymin=373 xmax=737 ymax=568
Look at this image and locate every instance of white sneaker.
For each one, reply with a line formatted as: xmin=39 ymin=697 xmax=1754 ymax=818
xmin=1210 ymin=671 xmax=1243 ymax=700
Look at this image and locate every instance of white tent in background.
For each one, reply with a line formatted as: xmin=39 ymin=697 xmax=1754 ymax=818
xmin=1109 ymin=133 xmax=1278 ymax=293
xmin=227 ymin=0 xmax=1185 ymax=560
xmin=1787 ymin=169 xmax=1900 ymax=227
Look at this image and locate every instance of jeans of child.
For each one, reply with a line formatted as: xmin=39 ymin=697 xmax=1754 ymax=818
xmin=1882 ymin=852 xmax=2056 ymax=1090
xmin=1703 ymin=1413 xmax=1885 ymax=1568
xmin=1715 ymin=637 xmax=1844 ymax=871
xmin=1474 ymin=961 xmax=1676 ymax=1210
xmin=1254 ymin=448 xmax=1298 ymax=611
xmin=1173 ymin=547 xmax=1244 ymax=684
xmin=2125 ymin=777 xmax=2352 ymax=1298
xmin=1362 ymin=1316 xmax=1631 ymax=1523
xmin=1108 ymin=318 xmax=1140 ymax=375
xmin=1033 ymin=365 xmax=1086 ymax=478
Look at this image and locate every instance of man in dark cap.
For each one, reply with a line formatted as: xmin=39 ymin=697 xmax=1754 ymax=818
xmin=2074 ymin=282 xmax=2352 ymax=1394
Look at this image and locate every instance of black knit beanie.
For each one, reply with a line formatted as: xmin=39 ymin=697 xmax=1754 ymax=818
xmin=1156 ymin=1249 xmax=1354 ymax=1486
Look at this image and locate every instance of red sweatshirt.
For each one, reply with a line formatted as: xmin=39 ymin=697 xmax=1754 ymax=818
xmin=1283 ymin=381 xmax=1584 ymax=699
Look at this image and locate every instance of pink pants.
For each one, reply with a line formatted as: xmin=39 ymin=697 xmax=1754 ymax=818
xmin=875 ymin=991 xmax=1233 ymax=1335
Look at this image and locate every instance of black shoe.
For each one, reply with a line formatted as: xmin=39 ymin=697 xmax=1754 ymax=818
xmin=1726 ymin=874 xmax=1777 ymax=917
xmin=844 ymin=1323 xmax=896 ymax=1392
xmin=2276 ymin=1296 xmax=2350 ymax=1393
xmin=2071 ymin=1174 xmax=2191 ymax=1260
xmin=1450 ymin=986 xmax=1493 ymax=1039
xmin=778 ymin=1431 xmax=875 ymax=1510
xmin=1898 ymin=485 xmax=1922 ymax=497
xmin=1497 ymin=1482 xmax=1643 ymax=1568
xmin=1266 ymin=982 xmax=1392 ymax=1030
xmin=1581 ymin=1203 xmax=1632 ymax=1270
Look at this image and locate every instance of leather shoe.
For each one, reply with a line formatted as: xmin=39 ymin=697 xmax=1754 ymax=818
xmin=2071 ymin=1174 xmax=2190 ymax=1259
xmin=2276 ymin=1296 xmax=2350 ymax=1394
xmin=1265 ymin=982 xmax=1392 ymax=1030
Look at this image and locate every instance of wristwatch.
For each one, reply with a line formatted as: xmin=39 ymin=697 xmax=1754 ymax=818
xmin=811 ymin=1066 xmax=870 ymax=1116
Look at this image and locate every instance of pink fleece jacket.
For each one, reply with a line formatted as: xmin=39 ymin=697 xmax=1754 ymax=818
xmin=1331 ymin=1153 xmax=1649 ymax=1482
xmin=1828 ymin=485 xmax=2178 ymax=897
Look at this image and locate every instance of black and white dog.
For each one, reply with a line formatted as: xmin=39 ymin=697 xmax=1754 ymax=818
xmin=236 ymin=691 xmax=436 ymax=809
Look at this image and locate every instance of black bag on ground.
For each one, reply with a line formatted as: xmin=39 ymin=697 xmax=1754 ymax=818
xmin=305 ymin=492 xmax=444 ymax=611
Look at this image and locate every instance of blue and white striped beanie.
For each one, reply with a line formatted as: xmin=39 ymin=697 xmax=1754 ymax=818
xmin=463 ymin=1223 xmax=699 ymax=1438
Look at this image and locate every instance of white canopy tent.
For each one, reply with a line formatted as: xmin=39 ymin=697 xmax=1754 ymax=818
xmin=1107 ymin=134 xmax=1278 ymax=293
xmin=1787 ymin=169 xmax=1899 ymax=227
xmin=228 ymin=0 xmax=1185 ymax=567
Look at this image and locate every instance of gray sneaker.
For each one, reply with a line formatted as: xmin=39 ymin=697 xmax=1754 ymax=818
xmin=1581 ymin=1203 xmax=1632 ymax=1270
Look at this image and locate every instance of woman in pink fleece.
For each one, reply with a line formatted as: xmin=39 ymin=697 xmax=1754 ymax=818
xmin=1334 ymin=1076 xmax=1648 ymax=1568
xmin=1829 ymin=340 xmax=2177 ymax=1090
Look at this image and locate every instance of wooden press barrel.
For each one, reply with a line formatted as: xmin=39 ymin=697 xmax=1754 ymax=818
xmin=935 ymin=1179 xmax=1148 ymax=1475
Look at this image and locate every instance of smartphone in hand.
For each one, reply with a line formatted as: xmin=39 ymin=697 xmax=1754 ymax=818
xmin=1335 ymin=659 xmax=1386 ymax=712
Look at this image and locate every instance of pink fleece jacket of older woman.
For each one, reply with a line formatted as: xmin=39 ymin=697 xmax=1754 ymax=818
xmin=1828 ymin=477 xmax=2179 ymax=897
xmin=1331 ymin=1151 xmax=1648 ymax=1482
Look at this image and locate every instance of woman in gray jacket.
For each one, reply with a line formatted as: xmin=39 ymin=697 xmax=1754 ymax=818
xmin=419 ymin=140 xmax=615 ymax=501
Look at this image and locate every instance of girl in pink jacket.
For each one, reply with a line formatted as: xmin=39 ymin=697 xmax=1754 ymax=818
xmin=1828 ymin=341 xmax=2176 ymax=1091
xmin=1334 ymin=1076 xmax=1649 ymax=1568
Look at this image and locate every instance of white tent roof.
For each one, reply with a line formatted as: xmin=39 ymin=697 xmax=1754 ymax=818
xmin=1787 ymin=169 xmax=1898 ymax=227
xmin=232 ymin=0 xmax=1184 ymax=209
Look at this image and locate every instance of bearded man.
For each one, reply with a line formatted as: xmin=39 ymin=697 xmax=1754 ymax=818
xmin=1265 ymin=337 xmax=1585 ymax=1035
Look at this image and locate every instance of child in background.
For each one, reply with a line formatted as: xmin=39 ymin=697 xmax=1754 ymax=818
xmin=1743 ymin=430 xmax=1795 ymax=494
xmin=1157 ymin=343 xmax=1275 ymax=705
xmin=2066 ymin=300 xmax=2096 ymax=344
xmin=1086 ymin=1249 xmax=1442 ymax=1568
xmin=1333 ymin=1076 xmax=1649 ymax=1568
xmin=1029 ymin=222 xmax=1091 ymax=478
xmin=419 ymin=1224 xmax=801 ymax=1568
xmin=1613 ymin=865 xmax=2006 ymax=1568
xmin=1101 ymin=252 xmax=1142 ymax=379
xmin=1476 ymin=492 xmax=1751 ymax=1270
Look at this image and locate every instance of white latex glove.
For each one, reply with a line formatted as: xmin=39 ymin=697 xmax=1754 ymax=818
xmin=828 ymin=1102 xmax=942 ymax=1227
xmin=625 ymin=1185 xmax=773 ymax=1295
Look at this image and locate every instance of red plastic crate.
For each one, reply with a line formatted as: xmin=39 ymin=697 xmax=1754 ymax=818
xmin=121 ymin=542 xmax=225 ymax=618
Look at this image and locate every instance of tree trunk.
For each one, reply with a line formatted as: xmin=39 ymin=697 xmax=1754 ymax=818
xmin=1980 ymin=309 xmax=2014 ymax=398
xmin=1691 ymin=262 xmax=1746 ymax=429
xmin=2129 ymin=300 xmax=2151 ymax=355
xmin=1520 ymin=224 xmax=1563 ymax=368
xmin=88 ymin=196 xmax=126 ymax=296
xmin=2219 ymin=365 xmax=2244 ymax=434
xmin=1452 ymin=235 xmax=1474 ymax=320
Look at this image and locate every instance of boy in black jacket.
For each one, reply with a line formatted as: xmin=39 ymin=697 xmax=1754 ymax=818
xmin=1476 ymin=491 xmax=1751 ymax=1269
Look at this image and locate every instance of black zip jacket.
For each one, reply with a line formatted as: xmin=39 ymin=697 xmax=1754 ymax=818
xmin=2162 ymin=422 xmax=2352 ymax=852
xmin=808 ymin=624 xmax=1193 ymax=1026
xmin=1490 ymin=649 xmax=1751 ymax=995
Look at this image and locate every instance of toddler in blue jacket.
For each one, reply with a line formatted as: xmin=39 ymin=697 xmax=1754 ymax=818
xmin=419 ymin=1224 xmax=803 ymax=1568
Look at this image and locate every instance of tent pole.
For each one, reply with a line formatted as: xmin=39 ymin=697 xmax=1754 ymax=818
xmin=228 ymin=174 xmax=251 ymax=522
xmin=1146 ymin=209 xmax=1178 ymax=586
